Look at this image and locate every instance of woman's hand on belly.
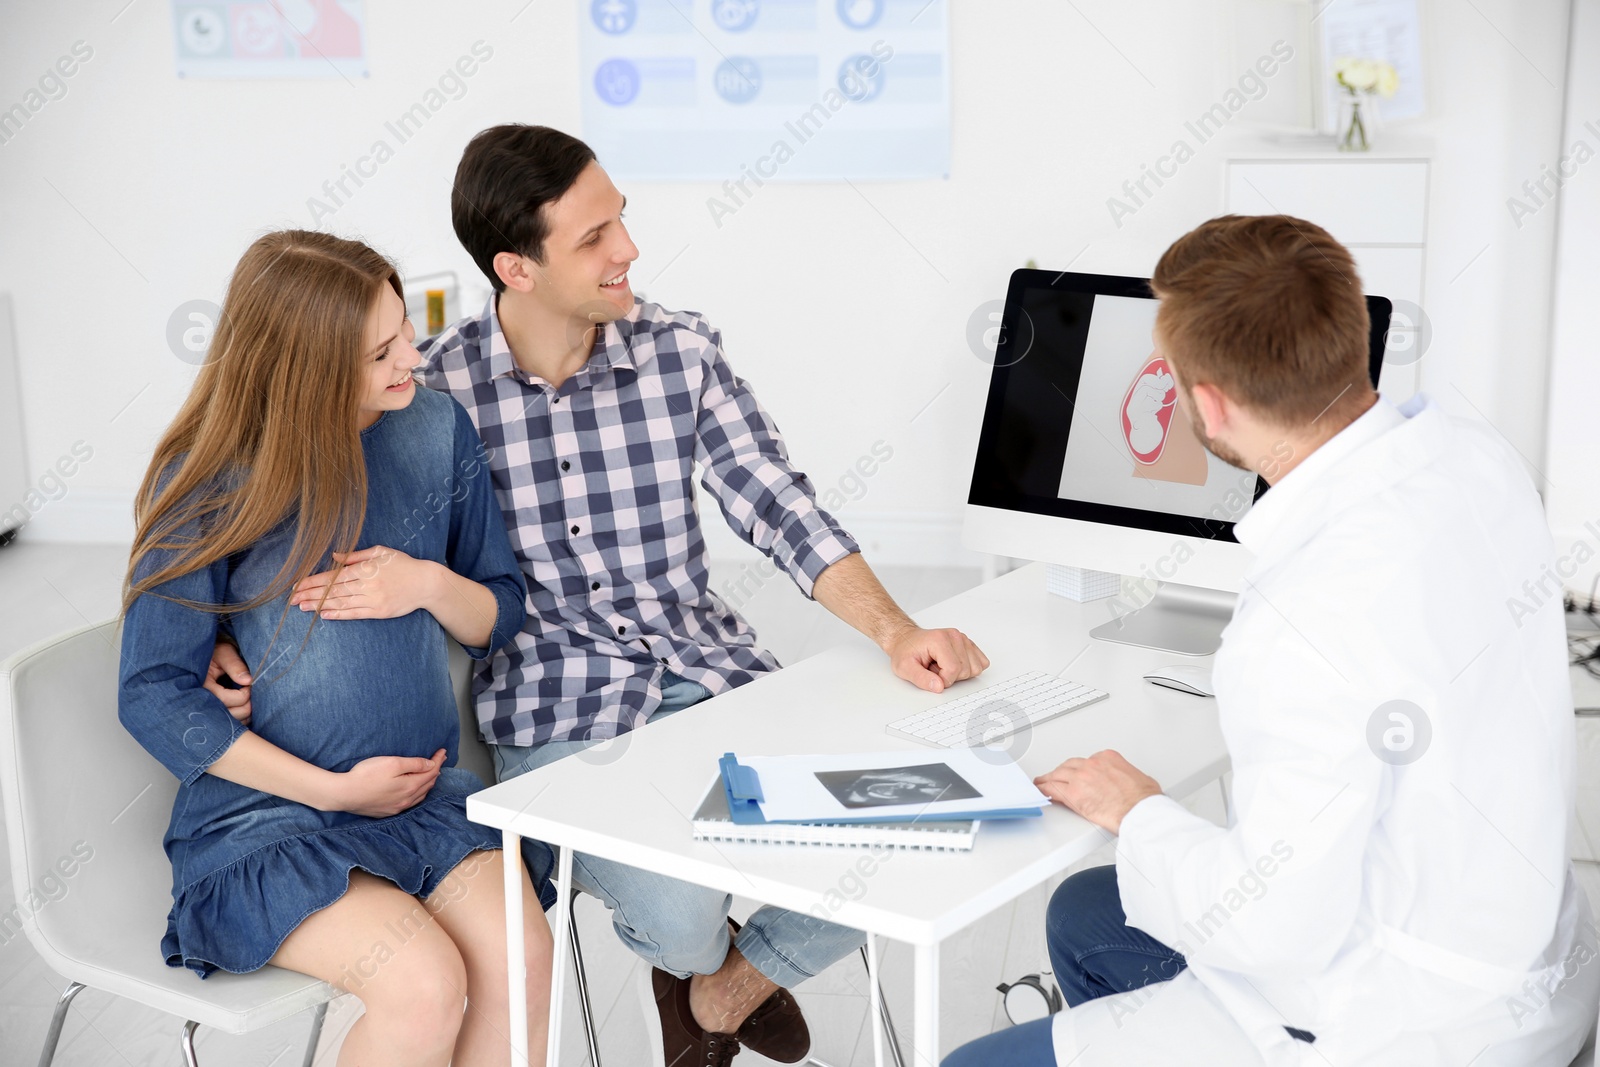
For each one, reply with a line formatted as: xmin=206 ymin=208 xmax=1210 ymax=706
xmin=289 ymin=545 xmax=441 ymax=621
xmin=330 ymin=747 xmax=446 ymax=817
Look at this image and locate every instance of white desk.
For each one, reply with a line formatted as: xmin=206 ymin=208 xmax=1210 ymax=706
xmin=467 ymin=562 xmax=1232 ymax=1065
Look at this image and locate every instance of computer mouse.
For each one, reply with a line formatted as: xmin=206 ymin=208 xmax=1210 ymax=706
xmin=1142 ymin=663 xmax=1215 ymax=697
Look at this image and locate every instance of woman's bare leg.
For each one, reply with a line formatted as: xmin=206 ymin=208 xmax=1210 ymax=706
xmin=269 ymin=869 xmax=468 ymax=1066
xmin=422 ymin=848 xmax=554 ymax=1067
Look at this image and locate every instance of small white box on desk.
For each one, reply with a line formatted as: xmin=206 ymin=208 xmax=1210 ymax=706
xmin=1045 ymin=564 xmax=1121 ymax=602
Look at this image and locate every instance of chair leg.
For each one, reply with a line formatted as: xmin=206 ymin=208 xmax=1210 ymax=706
xmin=35 ymin=981 xmax=86 ymax=1067
xmin=181 ymin=1020 xmax=200 ymax=1067
xmin=859 ymin=946 xmax=906 ymax=1067
xmin=568 ymin=889 xmax=604 ymax=1067
xmin=301 ymin=1001 xmax=328 ymax=1067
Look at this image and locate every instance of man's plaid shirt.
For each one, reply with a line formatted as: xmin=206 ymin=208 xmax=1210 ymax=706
xmin=418 ymin=296 xmax=859 ymax=749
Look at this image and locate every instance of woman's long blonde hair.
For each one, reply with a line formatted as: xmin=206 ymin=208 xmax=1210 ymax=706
xmin=123 ymin=230 xmax=404 ymax=617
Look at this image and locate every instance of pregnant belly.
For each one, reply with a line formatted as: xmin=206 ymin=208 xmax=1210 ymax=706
xmin=253 ymin=695 xmax=459 ymax=772
xmin=241 ymin=621 xmax=459 ymax=772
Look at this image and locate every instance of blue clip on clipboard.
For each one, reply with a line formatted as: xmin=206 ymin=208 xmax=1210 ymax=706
xmin=720 ymin=752 xmax=768 ymax=826
xmin=717 ymin=752 xmax=1043 ymax=826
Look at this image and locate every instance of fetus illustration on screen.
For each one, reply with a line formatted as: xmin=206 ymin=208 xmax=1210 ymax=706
xmin=1120 ymin=355 xmax=1208 ymax=486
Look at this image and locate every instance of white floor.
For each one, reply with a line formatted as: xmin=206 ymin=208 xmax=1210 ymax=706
xmin=4 ymin=541 xmax=1600 ymax=1066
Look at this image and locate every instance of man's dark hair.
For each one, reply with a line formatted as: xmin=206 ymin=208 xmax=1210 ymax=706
xmin=451 ymin=125 xmax=597 ymax=292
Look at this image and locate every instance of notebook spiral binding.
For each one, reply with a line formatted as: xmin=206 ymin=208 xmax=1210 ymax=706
xmin=692 ymin=828 xmax=974 ymax=852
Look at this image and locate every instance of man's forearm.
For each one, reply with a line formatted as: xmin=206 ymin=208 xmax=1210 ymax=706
xmin=810 ymin=551 xmax=991 ymax=693
xmin=811 ymin=553 xmax=916 ymax=650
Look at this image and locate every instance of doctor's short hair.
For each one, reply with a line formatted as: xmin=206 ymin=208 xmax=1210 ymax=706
xmin=451 ymin=124 xmax=597 ymax=292
xmin=1150 ymin=214 xmax=1372 ymax=429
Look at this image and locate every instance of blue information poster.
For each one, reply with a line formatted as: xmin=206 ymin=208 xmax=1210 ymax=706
xmin=579 ymin=0 xmax=950 ymax=182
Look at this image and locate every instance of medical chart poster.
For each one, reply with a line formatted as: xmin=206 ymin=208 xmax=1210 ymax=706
xmin=579 ymin=0 xmax=951 ymax=181
xmin=171 ymin=1 xmax=369 ymax=79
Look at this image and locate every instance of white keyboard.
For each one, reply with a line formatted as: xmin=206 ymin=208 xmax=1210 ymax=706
xmin=885 ymin=671 xmax=1109 ymax=748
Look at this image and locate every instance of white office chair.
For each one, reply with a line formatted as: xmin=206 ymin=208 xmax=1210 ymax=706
xmin=1 ymin=619 xmax=904 ymax=1067
xmin=0 ymin=619 xmax=335 ymax=1066
xmin=0 ymin=617 xmax=607 ymax=1066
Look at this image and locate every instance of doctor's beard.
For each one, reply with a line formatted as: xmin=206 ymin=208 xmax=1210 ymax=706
xmin=1177 ymin=386 xmax=1250 ymax=472
xmin=1194 ymin=426 xmax=1249 ymax=471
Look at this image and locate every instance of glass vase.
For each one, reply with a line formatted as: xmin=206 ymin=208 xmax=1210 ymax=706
xmin=1337 ymin=92 xmax=1373 ymax=152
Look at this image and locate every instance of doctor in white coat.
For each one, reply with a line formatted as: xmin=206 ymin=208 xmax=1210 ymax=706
xmin=944 ymin=214 xmax=1600 ymax=1067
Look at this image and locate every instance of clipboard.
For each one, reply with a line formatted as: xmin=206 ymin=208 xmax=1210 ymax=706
xmin=718 ymin=752 xmax=1045 ymax=826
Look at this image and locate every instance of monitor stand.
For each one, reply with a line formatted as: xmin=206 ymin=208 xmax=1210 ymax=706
xmin=1088 ymin=581 xmax=1237 ymax=657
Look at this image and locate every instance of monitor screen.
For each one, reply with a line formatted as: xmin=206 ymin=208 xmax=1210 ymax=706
xmin=967 ymin=270 xmax=1392 ymax=543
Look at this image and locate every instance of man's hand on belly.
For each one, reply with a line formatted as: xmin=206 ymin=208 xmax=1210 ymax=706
xmin=289 ymin=545 xmax=439 ymax=620
xmin=206 ymin=640 xmax=253 ymax=725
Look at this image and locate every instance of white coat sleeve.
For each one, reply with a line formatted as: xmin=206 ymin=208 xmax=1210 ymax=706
xmin=1114 ymin=616 xmax=1392 ymax=977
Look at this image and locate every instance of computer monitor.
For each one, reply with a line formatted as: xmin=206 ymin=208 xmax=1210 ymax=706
xmin=963 ymin=268 xmax=1393 ymax=656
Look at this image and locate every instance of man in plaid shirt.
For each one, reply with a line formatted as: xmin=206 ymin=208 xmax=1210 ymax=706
xmin=211 ymin=125 xmax=989 ymax=1065
xmin=442 ymin=124 xmax=995 ymax=1066
xmin=417 ymin=237 xmax=881 ymax=754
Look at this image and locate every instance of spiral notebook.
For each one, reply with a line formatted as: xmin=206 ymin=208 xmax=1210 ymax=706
xmin=691 ymin=777 xmax=978 ymax=851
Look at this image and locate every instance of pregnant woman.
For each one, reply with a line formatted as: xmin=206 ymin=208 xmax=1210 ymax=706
xmin=118 ymin=229 xmax=551 ymax=1066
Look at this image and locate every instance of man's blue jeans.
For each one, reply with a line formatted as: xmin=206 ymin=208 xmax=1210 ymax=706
xmin=943 ymin=864 xmax=1186 ymax=1066
xmin=491 ymin=671 xmax=867 ymax=989
xmin=1045 ymin=864 xmax=1187 ymax=1005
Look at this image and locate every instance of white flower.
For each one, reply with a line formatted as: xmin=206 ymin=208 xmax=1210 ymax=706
xmin=1335 ymin=56 xmax=1399 ymax=96
xmin=1376 ymin=63 xmax=1400 ymax=98
xmin=1337 ymin=57 xmax=1379 ymax=91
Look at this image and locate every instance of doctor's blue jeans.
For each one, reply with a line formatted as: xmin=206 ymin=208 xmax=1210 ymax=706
xmin=943 ymin=864 xmax=1187 ymax=1066
xmin=491 ymin=671 xmax=868 ymax=989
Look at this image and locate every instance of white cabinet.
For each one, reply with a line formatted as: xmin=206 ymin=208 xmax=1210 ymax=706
xmin=1226 ymin=161 xmax=1429 ymax=245
xmin=0 ymin=295 xmax=26 ymax=542
xmin=1225 ymin=156 xmax=1431 ymax=400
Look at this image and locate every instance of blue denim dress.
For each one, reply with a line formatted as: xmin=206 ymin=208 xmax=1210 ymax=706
xmin=118 ymin=386 xmax=528 ymax=978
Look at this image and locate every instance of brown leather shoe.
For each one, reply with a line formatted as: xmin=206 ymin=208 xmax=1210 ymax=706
xmin=651 ymin=966 xmax=741 ymax=1067
xmin=737 ymin=986 xmax=811 ymax=1063
xmin=725 ymin=917 xmax=812 ymax=1063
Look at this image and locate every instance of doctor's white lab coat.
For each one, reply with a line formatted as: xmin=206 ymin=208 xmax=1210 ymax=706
xmin=1057 ymin=395 xmax=1600 ymax=1066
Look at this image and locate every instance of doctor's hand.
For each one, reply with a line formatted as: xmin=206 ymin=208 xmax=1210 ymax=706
xmin=204 ymin=640 xmax=253 ymax=725
xmin=1034 ymin=750 xmax=1162 ymax=835
xmin=884 ymin=625 xmax=991 ymax=694
xmin=290 ymin=546 xmax=441 ymax=621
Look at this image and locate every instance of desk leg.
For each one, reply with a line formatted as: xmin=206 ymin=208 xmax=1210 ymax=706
xmin=504 ymin=828 xmax=529 ymax=1066
xmin=913 ymin=942 xmax=939 ymax=1066
xmin=867 ymin=934 xmax=885 ymax=1067
xmin=546 ymin=845 xmax=574 ymax=1067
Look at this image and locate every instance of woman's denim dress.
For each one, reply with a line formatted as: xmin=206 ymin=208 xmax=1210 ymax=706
xmin=118 ymin=386 xmax=528 ymax=977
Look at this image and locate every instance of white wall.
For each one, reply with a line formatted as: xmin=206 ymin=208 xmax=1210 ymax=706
xmin=1409 ymin=0 xmax=1571 ymax=481
xmin=0 ymin=0 xmax=1575 ymax=567
xmin=1547 ymin=0 xmax=1600 ymax=593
